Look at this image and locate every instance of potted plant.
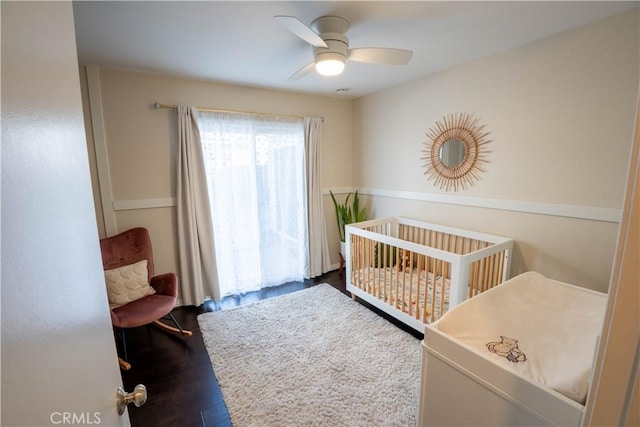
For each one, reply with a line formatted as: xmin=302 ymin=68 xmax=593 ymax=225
xmin=329 ymin=190 xmax=367 ymax=256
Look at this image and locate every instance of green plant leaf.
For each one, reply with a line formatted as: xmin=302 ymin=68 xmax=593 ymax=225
xmin=329 ymin=190 xmax=366 ymax=242
xmin=330 ymin=190 xmax=344 ymax=241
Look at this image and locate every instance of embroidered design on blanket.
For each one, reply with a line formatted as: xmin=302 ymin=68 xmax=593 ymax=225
xmin=486 ymin=336 xmax=527 ymax=363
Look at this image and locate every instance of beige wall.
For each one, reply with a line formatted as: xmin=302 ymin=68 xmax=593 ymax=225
xmin=352 ymin=10 xmax=639 ymax=292
xmin=81 ymin=69 xmax=353 ymax=282
xmin=82 ymin=10 xmax=638 ymax=295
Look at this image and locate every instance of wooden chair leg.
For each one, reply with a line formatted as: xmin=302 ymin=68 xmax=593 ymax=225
xmin=118 ymin=357 xmax=131 ymax=371
xmin=114 ymin=328 xmax=132 ymax=370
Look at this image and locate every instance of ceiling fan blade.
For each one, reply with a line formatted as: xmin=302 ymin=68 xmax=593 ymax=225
xmin=274 ymin=15 xmax=328 ymax=48
xmin=348 ymin=48 xmax=413 ymax=65
xmin=288 ymin=62 xmax=316 ymax=81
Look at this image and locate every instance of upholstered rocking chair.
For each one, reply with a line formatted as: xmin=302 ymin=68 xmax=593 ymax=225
xmin=100 ymin=227 xmax=192 ymax=370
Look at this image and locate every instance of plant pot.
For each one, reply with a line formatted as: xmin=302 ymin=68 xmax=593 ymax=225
xmin=340 ymin=241 xmax=346 ymax=257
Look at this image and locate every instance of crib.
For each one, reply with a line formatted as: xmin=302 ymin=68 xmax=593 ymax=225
xmin=344 ymin=217 xmax=514 ymax=333
xmin=419 ymin=271 xmax=608 ymax=426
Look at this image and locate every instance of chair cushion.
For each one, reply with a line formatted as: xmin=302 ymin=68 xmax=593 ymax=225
xmin=105 ymin=260 xmax=156 ymax=309
xmin=110 ymin=294 xmax=177 ymax=328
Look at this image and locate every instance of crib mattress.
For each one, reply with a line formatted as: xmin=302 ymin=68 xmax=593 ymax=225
xmin=355 ymin=267 xmax=451 ymax=321
xmin=433 ymin=271 xmax=606 ymax=404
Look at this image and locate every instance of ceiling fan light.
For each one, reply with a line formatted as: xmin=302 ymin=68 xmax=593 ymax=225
xmin=316 ymin=59 xmax=344 ymax=76
xmin=315 ymin=52 xmax=345 ymax=76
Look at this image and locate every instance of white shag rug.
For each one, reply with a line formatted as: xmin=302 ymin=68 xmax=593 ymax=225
xmin=197 ymin=284 xmax=422 ymax=427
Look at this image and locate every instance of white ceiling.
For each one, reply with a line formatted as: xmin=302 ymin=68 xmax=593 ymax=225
xmin=72 ymin=1 xmax=638 ymax=99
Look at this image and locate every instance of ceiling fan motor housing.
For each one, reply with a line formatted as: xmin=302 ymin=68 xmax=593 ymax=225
xmin=311 ymin=16 xmax=350 ymax=62
xmin=310 ymin=15 xmax=350 ymax=34
xmin=313 ymin=34 xmax=349 ymax=62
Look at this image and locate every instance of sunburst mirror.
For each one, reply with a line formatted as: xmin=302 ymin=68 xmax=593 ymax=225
xmin=421 ymin=112 xmax=491 ymax=192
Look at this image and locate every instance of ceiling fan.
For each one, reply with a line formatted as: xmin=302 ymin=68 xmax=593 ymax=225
xmin=274 ymin=15 xmax=413 ymax=80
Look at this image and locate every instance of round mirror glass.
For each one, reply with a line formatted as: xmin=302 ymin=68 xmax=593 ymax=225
xmin=439 ymin=139 xmax=466 ymax=168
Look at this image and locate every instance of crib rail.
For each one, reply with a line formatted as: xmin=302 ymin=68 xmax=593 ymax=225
xmin=345 ymin=217 xmax=513 ymax=330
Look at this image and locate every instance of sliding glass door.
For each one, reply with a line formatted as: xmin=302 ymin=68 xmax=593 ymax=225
xmin=198 ymin=112 xmax=307 ymax=296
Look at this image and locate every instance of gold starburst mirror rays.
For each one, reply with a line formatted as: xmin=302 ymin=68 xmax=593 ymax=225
xmin=422 ymin=113 xmax=491 ymax=192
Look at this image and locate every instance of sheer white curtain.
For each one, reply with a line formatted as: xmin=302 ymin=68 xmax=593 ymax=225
xmin=197 ymin=111 xmax=308 ymax=296
xmin=304 ymin=117 xmax=331 ymax=277
xmin=175 ymin=105 xmax=220 ymax=304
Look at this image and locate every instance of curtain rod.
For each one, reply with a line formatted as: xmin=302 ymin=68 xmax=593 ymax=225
xmin=153 ymin=102 xmax=322 ymax=121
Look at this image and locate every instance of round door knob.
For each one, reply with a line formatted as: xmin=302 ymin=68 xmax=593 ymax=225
xmin=116 ymin=384 xmax=147 ymax=415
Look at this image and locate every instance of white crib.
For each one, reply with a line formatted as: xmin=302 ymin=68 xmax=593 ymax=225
xmin=345 ymin=217 xmax=514 ymax=333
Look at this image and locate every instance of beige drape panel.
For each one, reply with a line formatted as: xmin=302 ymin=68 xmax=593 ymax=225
xmin=176 ymin=105 xmax=220 ymax=304
xmin=304 ymin=116 xmax=331 ymax=277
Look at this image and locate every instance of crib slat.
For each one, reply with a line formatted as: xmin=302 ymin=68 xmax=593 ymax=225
xmin=368 ymin=237 xmax=373 ymax=293
xmin=490 ymin=254 xmax=497 ymax=289
xmin=363 ymin=236 xmax=368 ymax=292
xmin=394 ymin=245 xmax=400 ymax=311
xmin=485 ymin=256 xmax=491 ymax=292
xmin=352 ymin=235 xmax=358 ymax=290
xmin=416 ymin=254 xmax=424 ymax=320
xmin=437 ymin=259 xmax=445 ymax=320
xmin=430 ymin=257 xmax=437 ymax=323
xmin=423 ymin=255 xmax=431 ymax=322
xmin=359 ymin=236 xmax=364 ymax=291
xmin=443 ymin=234 xmax=450 ymax=281
xmin=362 ymin=238 xmax=375 ymax=294
xmin=351 ymin=235 xmax=356 ymax=289
xmin=484 ymin=254 xmax=490 ymax=291
xmin=474 ymin=240 xmax=482 ymax=295
xmin=362 ymin=236 xmax=368 ymax=293
xmin=492 ymin=253 xmax=499 ymax=288
xmin=355 ymin=235 xmax=361 ymax=291
xmin=478 ymin=256 xmax=486 ymax=293
xmin=497 ymin=251 xmax=505 ymax=285
xmin=350 ymin=236 xmax=354 ymax=290
xmin=478 ymin=256 xmax=485 ymax=293
xmin=469 ymin=261 xmax=475 ymax=298
xmin=491 ymin=254 xmax=498 ymax=289
xmin=383 ymin=243 xmax=388 ymax=302
xmin=401 ymin=251 xmax=408 ymax=314
xmin=408 ymin=250 xmax=415 ymax=316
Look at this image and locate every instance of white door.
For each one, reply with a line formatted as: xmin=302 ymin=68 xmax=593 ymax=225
xmin=583 ymin=96 xmax=640 ymax=426
xmin=1 ymin=2 xmax=132 ymax=426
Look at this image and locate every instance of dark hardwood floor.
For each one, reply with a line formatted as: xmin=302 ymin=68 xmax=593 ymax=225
xmin=119 ymin=269 xmax=421 ymax=427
